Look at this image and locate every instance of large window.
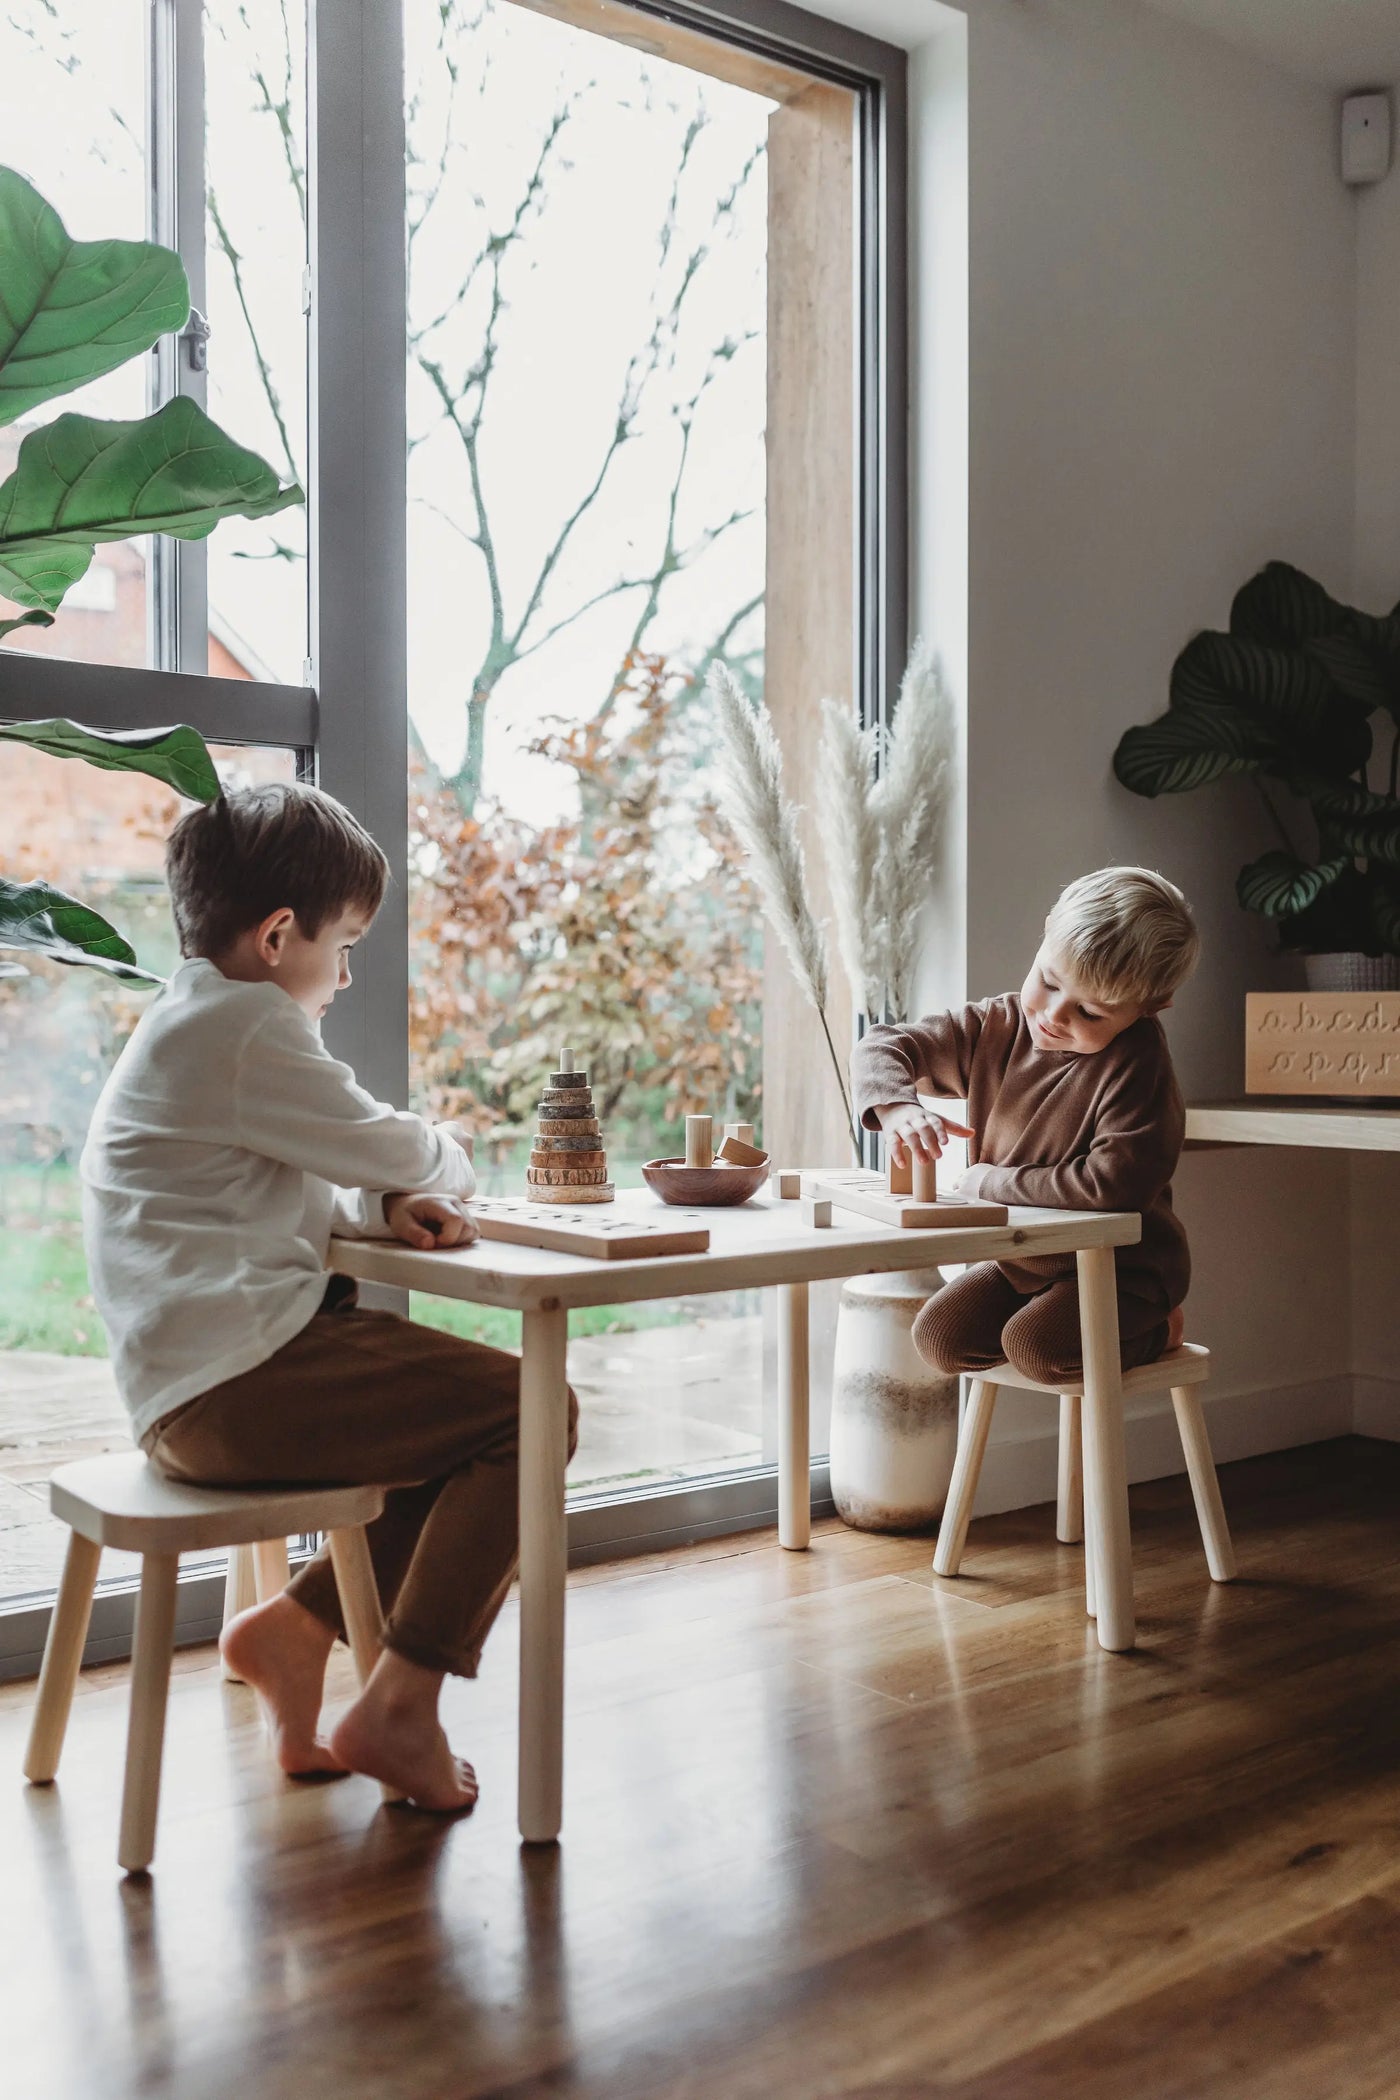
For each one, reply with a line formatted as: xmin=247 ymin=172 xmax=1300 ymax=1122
xmin=0 ymin=0 xmax=904 ymax=1663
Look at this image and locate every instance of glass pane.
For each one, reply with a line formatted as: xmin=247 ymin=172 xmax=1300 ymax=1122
xmin=203 ymin=0 xmax=309 ymax=684
xmin=0 ymin=744 xmax=298 ymax=1608
xmin=404 ymin=1 xmax=855 ymax=1497
xmin=0 ymin=2 xmax=153 ymax=668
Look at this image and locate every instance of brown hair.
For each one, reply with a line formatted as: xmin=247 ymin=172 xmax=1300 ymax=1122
xmin=165 ymin=782 xmax=389 ymax=959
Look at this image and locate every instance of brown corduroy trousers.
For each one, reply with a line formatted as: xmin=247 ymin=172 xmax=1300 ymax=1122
xmin=912 ymin=1262 xmax=1170 ymax=1387
xmin=143 ymin=1283 xmax=578 ymax=1677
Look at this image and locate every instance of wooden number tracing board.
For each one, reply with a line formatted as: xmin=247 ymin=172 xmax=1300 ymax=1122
xmin=471 ymin=1198 xmax=710 ymax=1261
xmin=812 ymin=1170 xmax=1008 ymax=1231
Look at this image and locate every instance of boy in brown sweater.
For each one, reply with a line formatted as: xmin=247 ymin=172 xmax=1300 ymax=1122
xmin=851 ymin=867 xmax=1199 ymax=1383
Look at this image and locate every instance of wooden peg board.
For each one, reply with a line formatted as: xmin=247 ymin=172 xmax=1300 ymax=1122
xmin=470 ymin=1199 xmax=710 ymax=1261
xmin=811 ymin=1170 xmax=1008 ymax=1231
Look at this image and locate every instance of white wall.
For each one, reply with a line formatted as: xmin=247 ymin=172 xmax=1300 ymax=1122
xmin=911 ymin=0 xmax=1364 ymax=1494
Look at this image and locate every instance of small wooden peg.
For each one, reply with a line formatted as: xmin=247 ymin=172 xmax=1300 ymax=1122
xmin=724 ymin=1122 xmax=755 ymax=1148
xmin=801 ymin=1197 xmax=832 ymax=1229
xmin=558 ymin=1045 xmax=574 ymax=1075
xmin=773 ymin=1169 xmax=802 ymax=1199
xmin=685 ymin=1114 xmax=714 ymax=1169
xmin=911 ymin=1154 xmax=937 ymax=1203
xmin=887 ymin=1150 xmax=913 ymax=1198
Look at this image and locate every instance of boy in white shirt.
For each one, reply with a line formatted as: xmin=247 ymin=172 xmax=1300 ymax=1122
xmin=81 ymin=782 xmax=575 ymax=1812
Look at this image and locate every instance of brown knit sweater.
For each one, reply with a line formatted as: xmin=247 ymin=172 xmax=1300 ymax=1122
xmin=850 ymin=995 xmax=1189 ymax=1305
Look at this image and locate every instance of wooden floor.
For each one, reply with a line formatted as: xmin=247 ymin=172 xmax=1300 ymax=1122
xmin=5 ymin=1437 xmax=1400 ymax=2100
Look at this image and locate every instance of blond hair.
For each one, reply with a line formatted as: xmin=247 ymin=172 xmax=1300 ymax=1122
xmin=1043 ymin=867 xmax=1199 ymax=1010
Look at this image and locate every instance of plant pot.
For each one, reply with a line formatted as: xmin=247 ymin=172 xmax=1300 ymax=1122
xmin=1302 ymin=952 xmax=1400 ymax=993
xmin=829 ymin=1267 xmax=959 ymax=1533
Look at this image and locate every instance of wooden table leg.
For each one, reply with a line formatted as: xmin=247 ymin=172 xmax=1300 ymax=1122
xmin=1076 ymin=1245 xmax=1135 ymax=1652
xmin=778 ymin=1281 xmax=810 ymax=1551
xmin=518 ymin=1304 xmax=570 ymax=1844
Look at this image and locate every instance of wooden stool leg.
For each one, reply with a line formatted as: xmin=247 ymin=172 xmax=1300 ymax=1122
xmin=933 ymin=1380 xmax=999 ymax=1577
xmin=118 ymin=1552 xmax=180 ymax=1874
xmin=24 ymin=1532 xmax=102 ymax=1783
xmin=327 ymin=1526 xmax=400 ymax=1805
xmin=327 ymin=1526 xmax=386 ymax=1685
xmin=253 ymin=1536 xmax=290 ymax=1603
xmin=1057 ymin=1393 xmax=1084 ymax=1544
xmin=220 ymin=1544 xmax=259 ymax=1683
xmin=1171 ymin=1386 xmax=1236 ymax=1582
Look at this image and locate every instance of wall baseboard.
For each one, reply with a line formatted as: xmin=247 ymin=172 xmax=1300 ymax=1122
xmin=972 ymin=1373 xmax=1356 ymax=1519
xmin=1352 ymin=1375 xmax=1400 ymax=1441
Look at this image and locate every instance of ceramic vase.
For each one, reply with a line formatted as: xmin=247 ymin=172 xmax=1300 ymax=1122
xmin=829 ymin=1267 xmax=959 ymax=1532
xmin=1303 ymin=952 xmax=1400 ymax=993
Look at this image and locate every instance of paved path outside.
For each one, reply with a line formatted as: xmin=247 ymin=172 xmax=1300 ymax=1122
xmin=0 ymin=1314 xmax=764 ymax=1601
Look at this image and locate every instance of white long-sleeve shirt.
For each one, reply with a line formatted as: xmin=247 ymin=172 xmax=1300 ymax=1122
xmin=80 ymin=957 xmax=474 ymax=1442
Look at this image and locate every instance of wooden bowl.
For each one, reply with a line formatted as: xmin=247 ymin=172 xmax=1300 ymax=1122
xmin=642 ymin=1156 xmax=770 ymax=1207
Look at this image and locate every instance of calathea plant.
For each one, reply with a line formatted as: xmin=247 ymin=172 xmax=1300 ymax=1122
xmin=0 ymin=164 xmax=303 ymax=981
xmin=1114 ymin=561 xmax=1400 ymax=958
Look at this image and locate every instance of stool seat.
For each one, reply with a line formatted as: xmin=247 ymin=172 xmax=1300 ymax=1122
xmin=49 ymin=1452 xmax=384 ymax=1554
xmin=985 ymin=1343 xmax=1211 ymax=1402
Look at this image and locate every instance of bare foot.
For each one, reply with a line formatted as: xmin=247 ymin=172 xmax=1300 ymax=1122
xmin=329 ymin=1689 xmax=478 ymax=1814
xmin=220 ymin=1593 xmax=345 ymax=1778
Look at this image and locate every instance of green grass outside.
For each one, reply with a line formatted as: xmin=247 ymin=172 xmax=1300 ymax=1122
xmin=0 ymin=1162 xmax=704 ymax=1358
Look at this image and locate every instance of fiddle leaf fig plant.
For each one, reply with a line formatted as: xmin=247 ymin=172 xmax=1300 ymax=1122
xmin=1114 ymin=561 xmax=1400 ymax=957
xmin=0 ymin=163 xmax=301 ymax=978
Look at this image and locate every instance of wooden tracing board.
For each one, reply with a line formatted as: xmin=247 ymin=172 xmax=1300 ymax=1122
xmin=812 ymin=1169 xmax=1008 ymax=1231
xmin=470 ymin=1198 xmax=710 ymax=1262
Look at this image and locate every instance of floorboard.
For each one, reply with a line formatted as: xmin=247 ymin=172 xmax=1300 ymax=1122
xmin=3 ymin=1436 xmax=1400 ymax=2100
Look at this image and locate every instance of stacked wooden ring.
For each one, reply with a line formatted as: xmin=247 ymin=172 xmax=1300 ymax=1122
xmin=526 ymin=1054 xmax=616 ymax=1205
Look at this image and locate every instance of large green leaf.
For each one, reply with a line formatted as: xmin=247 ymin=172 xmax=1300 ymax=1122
xmin=1304 ymin=631 xmax=1400 ymax=723
xmin=1171 ymin=630 xmax=1371 ymax=774
xmin=1230 ymin=562 xmax=1352 ymax=646
xmin=1294 ymin=774 xmax=1396 ymax=822
xmin=1328 ymin=811 xmax=1400 ymax=867
xmin=1236 ymin=850 xmax=1348 ymax=919
xmin=1113 ymin=705 xmax=1274 ymax=796
xmin=0 ymin=875 xmax=163 ymax=982
xmin=0 ymin=166 xmax=190 ymax=426
xmin=0 ymin=719 xmax=219 ymax=801
xmin=0 ymin=398 xmax=304 ymax=612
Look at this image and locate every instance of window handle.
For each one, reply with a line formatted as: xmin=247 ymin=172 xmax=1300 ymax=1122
xmin=179 ymin=308 xmax=211 ymax=373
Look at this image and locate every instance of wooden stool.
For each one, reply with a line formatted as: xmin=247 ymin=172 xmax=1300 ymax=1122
xmin=933 ymin=1344 xmax=1235 ymax=1609
xmin=23 ymin=1452 xmax=387 ymax=1874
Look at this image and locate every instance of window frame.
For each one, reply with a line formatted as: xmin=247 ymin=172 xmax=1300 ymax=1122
xmin=0 ymin=0 xmax=906 ymax=1673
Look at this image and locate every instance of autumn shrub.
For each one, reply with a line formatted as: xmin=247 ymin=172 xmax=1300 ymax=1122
xmin=408 ymin=654 xmax=763 ymax=1152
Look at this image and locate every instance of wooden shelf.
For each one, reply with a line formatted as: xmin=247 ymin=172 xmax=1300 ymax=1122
xmin=1186 ymin=1100 xmax=1400 ymax=1152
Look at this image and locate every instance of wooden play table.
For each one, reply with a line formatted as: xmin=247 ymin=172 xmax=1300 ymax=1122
xmin=330 ymin=1183 xmax=1140 ymax=1842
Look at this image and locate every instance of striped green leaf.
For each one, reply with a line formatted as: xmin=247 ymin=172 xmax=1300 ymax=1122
xmin=0 ymin=876 xmax=162 ymax=982
xmin=1236 ymin=850 xmax=1349 ymax=919
xmin=0 ymin=718 xmax=219 ymax=801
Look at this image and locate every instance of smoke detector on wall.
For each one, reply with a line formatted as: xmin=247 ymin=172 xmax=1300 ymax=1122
xmin=1341 ymin=92 xmax=1391 ymax=185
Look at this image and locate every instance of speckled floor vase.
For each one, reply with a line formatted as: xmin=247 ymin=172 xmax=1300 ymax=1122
xmin=829 ymin=1268 xmax=960 ymax=1533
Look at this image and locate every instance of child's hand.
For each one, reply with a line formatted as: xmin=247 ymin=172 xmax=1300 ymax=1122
xmin=384 ymin=1195 xmax=480 ymax=1250
xmin=874 ymin=1100 xmax=975 ymax=1167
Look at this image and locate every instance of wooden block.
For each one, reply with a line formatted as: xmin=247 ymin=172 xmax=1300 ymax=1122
xmin=685 ymin=1114 xmax=713 ymax=1169
xmin=723 ymin=1122 xmax=755 ymax=1148
xmin=887 ymin=1152 xmax=913 ymax=1197
xmin=801 ymin=1197 xmax=832 ymax=1229
xmin=471 ymin=1199 xmax=707 ymax=1259
xmin=540 ymin=1088 xmax=593 ymax=1109
xmin=772 ymin=1169 xmax=802 ymax=1199
xmin=526 ymin=1164 xmax=610 ymax=1186
xmin=911 ymin=1155 xmax=937 ymax=1203
xmin=813 ymin=1171 xmax=1008 ymax=1231
xmin=529 ymin=1148 xmax=607 ymax=1169
xmin=531 ymin=1131 xmax=603 ymax=1152
xmin=536 ymin=1112 xmax=598 ymax=1131
xmin=717 ymin=1133 xmax=768 ymax=1167
xmin=526 ymin=1183 xmax=617 ymax=1204
xmin=1245 ymin=991 xmax=1400 ymax=1097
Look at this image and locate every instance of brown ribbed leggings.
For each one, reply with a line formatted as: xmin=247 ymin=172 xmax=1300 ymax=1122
xmin=144 ymin=1288 xmax=578 ymax=1678
xmin=912 ymin=1262 xmax=1170 ymax=1386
